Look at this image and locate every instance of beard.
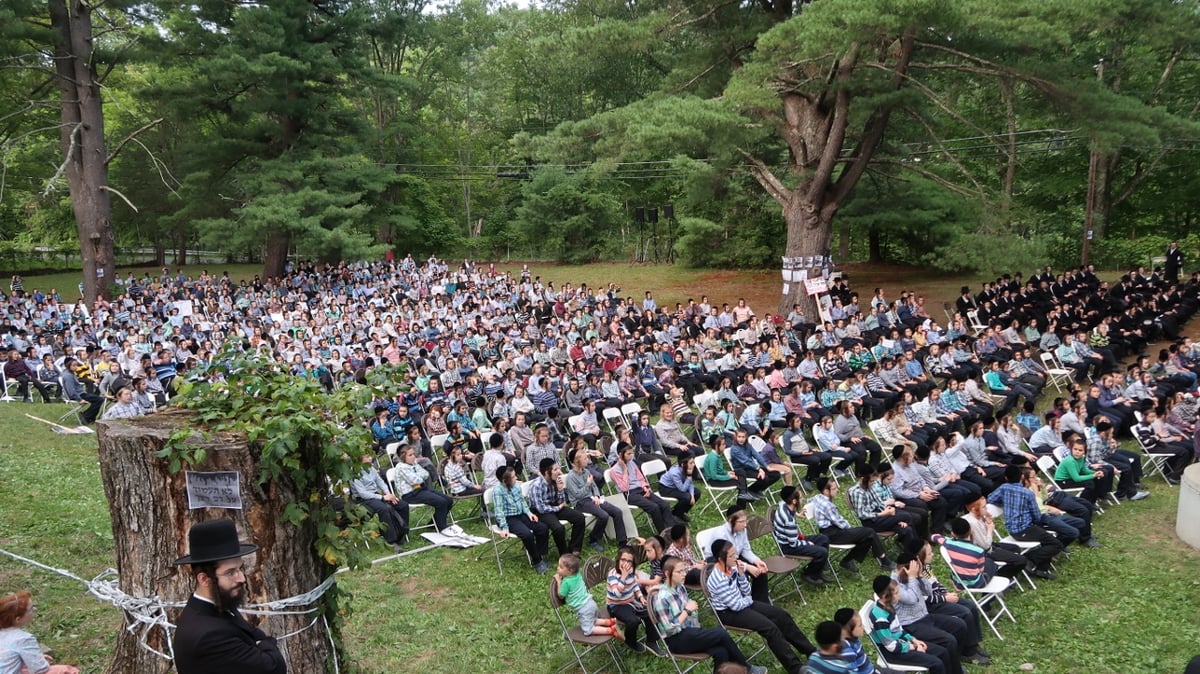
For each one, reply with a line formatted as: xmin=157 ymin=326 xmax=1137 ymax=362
xmin=214 ymin=581 xmax=247 ymax=611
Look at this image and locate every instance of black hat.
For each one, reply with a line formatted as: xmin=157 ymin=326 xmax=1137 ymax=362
xmin=172 ymin=519 xmax=258 ymax=566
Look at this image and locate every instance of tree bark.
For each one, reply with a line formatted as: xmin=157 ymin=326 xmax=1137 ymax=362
xmin=50 ymin=0 xmax=114 ymax=305
xmin=868 ymin=225 xmax=882 ymax=264
xmin=778 ymin=193 xmax=836 ymax=319
xmin=262 ymin=230 xmax=291 ymax=280
xmin=96 ymin=409 xmax=337 ymax=674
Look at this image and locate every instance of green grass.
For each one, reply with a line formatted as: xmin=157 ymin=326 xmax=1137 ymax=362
xmin=2 ymin=399 xmax=1198 ymax=674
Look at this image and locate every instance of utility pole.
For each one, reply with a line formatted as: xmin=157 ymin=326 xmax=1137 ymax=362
xmin=1082 ymin=58 xmax=1104 ymax=266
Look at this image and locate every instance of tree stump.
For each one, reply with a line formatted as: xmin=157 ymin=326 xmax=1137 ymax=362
xmin=96 ymin=409 xmax=336 ymax=674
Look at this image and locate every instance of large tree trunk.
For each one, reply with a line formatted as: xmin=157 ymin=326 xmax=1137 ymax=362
xmin=96 ymin=410 xmax=337 ymax=674
xmin=777 ymin=195 xmax=835 ymax=318
xmin=262 ymin=230 xmax=291 ymax=280
xmin=50 ymin=0 xmax=114 ymax=305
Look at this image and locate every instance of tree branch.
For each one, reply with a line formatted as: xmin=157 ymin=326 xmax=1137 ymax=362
xmin=105 ymin=117 xmax=163 ymax=165
xmin=739 ymin=149 xmax=791 ymax=206
xmin=42 ymin=122 xmax=81 ymax=197
xmin=831 ymin=31 xmax=915 ymax=204
xmin=101 ymin=184 xmax=138 ymax=212
xmin=903 ymin=108 xmax=987 ymax=198
xmin=878 ymin=159 xmax=981 ymax=198
xmin=1112 ymin=97 xmax=1200 ymax=208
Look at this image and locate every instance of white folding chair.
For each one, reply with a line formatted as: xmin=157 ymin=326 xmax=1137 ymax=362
xmin=620 ymin=402 xmax=645 ymax=428
xmin=939 ymin=545 xmax=1016 ymax=640
xmin=478 ymin=485 xmax=531 ymax=574
xmin=1038 ymin=351 xmax=1074 ymax=392
xmin=0 ymin=372 xmax=18 ymax=402
xmin=1132 ymin=428 xmax=1176 ymax=484
xmin=803 ymin=501 xmax=852 ymax=590
xmin=386 ymin=467 xmax=435 ymax=533
xmin=602 ymin=406 xmax=626 ymax=435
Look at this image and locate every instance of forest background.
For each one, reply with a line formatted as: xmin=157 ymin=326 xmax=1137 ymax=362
xmin=3 ymin=0 xmax=1200 ymax=299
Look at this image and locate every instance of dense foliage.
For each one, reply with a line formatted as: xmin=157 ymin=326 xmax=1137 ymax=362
xmin=3 ymin=0 xmax=1200 ymax=274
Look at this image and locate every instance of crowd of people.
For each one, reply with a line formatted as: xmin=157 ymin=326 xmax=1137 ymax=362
xmin=4 ymin=251 xmax=1200 ymax=672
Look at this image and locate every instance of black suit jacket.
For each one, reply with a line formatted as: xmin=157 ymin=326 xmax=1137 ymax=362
xmin=173 ymin=595 xmax=288 ymax=674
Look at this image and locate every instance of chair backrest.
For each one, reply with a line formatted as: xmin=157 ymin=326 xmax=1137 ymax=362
xmin=641 ymin=458 xmax=668 ymax=481
xmin=695 ymin=525 xmax=725 ymax=562
xmin=602 ymin=407 xmax=624 ymax=425
xmin=583 ymin=554 xmax=614 ymax=588
xmin=548 ymin=577 xmax=565 ymax=610
xmin=745 ymin=514 xmax=773 ymax=542
xmin=429 ymin=433 xmax=449 ymax=453
xmin=1039 ymin=351 xmax=1058 ymax=369
xmin=803 ymin=500 xmax=817 ymax=521
xmin=621 ymin=401 xmax=644 ymax=420
xmin=1051 ymin=446 xmax=1069 ymax=463
xmin=1036 ymin=454 xmax=1058 ymax=483
xmin=985 ymin=503 xmax=1004 ymax=520
xmin=385 ymin=467 xmax=397 ymax=492
xmin=567 ymin=414 xmax=583 ymax=433
xmin=747 ymin=435 xmax=769 ymax=454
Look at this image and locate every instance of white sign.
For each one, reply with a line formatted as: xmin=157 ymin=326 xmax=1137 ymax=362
xmin=803 ymin=277 xmax=828 ymax=296
xmin=173 ymin=300 xmax=194 ymax=317
xmin=186 ymin=471 xmax=243 ymax=510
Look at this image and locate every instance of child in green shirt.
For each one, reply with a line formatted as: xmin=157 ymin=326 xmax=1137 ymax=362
xmin=555 ymin=554 xmax=622 ymax=638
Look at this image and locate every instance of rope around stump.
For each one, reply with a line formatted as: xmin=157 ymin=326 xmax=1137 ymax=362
xmin=0 ymin=547 xmax=340 ymax=672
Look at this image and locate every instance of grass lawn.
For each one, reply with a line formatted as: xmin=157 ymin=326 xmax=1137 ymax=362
xmin=5 ymin=261 xmax=1198 ymax=673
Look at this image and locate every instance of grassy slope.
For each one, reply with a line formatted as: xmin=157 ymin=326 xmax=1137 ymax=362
xmin=4 ymin=263 xmax=1198 ymax=673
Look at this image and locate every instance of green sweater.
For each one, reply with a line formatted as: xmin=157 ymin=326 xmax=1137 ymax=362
xmin=1054 ymin=454 xmax=1095 ymax=483
xmin=702 ymin=450 xmax=733 ymax=481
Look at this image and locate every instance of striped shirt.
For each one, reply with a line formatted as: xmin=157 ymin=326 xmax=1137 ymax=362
xmin=772 ymin=502 xmax=807 ymax=548
xmin=704 ymin=563 xmax=753 ymax=612
xmin=606 ymin=570 xmax=646 ymax=608
xmin=943 ymin=537 xmax=988 ymax=588
xmin=868 ymin=602 xmax=914 ymax=654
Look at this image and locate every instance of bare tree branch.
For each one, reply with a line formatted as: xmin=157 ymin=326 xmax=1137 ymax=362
xmin=879 ymin=159 xmax=981 ymax=198
xmin=1112 ymin=97 xmax=1200 ymax=208
xmin=131 ymin=136 xmax=181 ymax=194
xmin=100 ymin=184 xmax=138 ymax=212
xmin=105 ymin=117 xmax=163 ymax=165
xmin=42 ymin=122 xmax=81 ymax=196
xmin=904 ymin=108 xmax=988 ymax=198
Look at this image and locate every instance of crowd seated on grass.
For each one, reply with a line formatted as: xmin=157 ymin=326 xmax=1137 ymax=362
xmin=6 ymin=256 xmax=1200 ymax=670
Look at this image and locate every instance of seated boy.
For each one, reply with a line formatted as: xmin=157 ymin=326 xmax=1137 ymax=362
xmin=554 ymin=553 xmax=622 ymax=639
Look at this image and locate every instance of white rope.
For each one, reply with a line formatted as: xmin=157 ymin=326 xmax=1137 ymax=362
xmin=0 ymin=546 xmax=340 ymax=670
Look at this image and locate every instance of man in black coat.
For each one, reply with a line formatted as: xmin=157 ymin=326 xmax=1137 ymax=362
xmin=1166 ymin=241 xmax=1185 ymax=285
xmin=172 ymin=519 xmax=287 ymax=674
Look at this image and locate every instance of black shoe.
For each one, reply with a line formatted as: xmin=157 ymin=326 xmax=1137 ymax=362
xmin=840 ymin=559 xmax=861 ymax=573
xmin=820 ymin=573 xmax=837 ymax=584
xmin=965 ymin=652 xmax=991 ymax=666
xmin=879 ymin=557 xmax=897 ymax=571
xmin=627 ymin=641 xmax=646 ymax=654
xmin=802 ymin=574 xmax=826 ymax=586
xmin=1031 ymin=568 xmax=1056 ymax=580
xmin=676 ymin=513 xmax=691 ymax=523
xmin=645 ymin=641 xmax=666 ymax=657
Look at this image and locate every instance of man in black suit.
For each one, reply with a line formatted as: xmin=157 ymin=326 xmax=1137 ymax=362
xmin=172 ymin=519 xmax=287 ymax=674
xmin=1166 ymin=241 xmax=1185 ymax=285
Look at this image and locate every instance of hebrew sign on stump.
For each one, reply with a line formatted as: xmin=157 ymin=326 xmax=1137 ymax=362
xmin=96 ymin=409 xmax=336 ymax=674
